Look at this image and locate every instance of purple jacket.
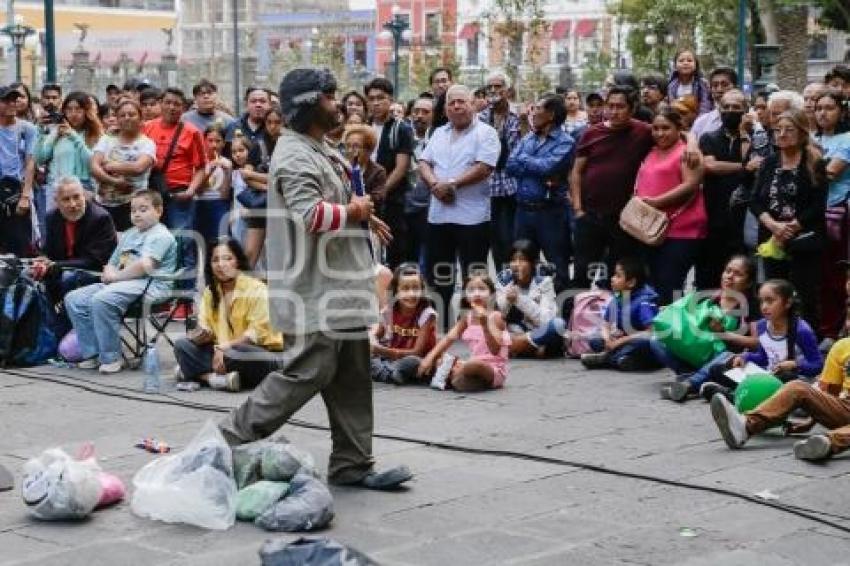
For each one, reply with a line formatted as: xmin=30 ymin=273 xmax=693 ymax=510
xmin=666 ymin=73 xmax=712 ymax=115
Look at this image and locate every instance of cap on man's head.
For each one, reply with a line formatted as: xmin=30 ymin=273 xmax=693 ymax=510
xmin=106 ymin=84 xmax=120 ymax=93
xmin=278 ymin=68 xmax=337 ymax=121
xmin=123 ymin=77 xmax=152 ymax=92
xmin=0 ymin=86 xmax=22 ymax=101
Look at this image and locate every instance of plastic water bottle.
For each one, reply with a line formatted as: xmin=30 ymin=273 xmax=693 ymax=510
xmin=142 ymin=342 xmax=161 ymax=394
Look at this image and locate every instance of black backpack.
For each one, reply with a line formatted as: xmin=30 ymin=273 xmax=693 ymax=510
xmin=0 ymin=257 xmax=58 ymax=367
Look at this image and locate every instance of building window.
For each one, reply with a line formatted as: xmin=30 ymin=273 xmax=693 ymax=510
xmin=808 ymin=34 xmax=828 ymax=60
xmin=467 ymin=35 xmax=479 ymax=66
xmin=353 ymin=39 xmax=368 ymax=66
xmin=425 ymin=12 xmax=441 ymax=44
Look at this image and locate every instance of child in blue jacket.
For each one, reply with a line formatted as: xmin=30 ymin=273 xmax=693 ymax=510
xmin=582 ymin=257 xmax=661 ymax=372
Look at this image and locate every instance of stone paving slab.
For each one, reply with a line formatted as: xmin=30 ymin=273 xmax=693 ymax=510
xmin=1 ymin=356 xmax=849 ymax=565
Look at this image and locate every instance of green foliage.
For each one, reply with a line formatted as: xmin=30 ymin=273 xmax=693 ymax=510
xmin=610 ymin=0 xmax=739 ymax=74
xmin=581 ymin=52 xmax=613 ymax=91
xmin=482 ymin=0 xmax=549 ymax=87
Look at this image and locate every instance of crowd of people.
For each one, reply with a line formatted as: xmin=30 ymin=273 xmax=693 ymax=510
xmin=2 ymin=53 xmax=850 ymax=472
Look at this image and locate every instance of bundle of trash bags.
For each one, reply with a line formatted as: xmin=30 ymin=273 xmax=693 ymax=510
xmin=21 ymin=443 xmax=125 ymax=521
xmin=233 ymin=439 xmax=334 ymax=532
xmin=130 ymin=420 xmax=333 ymax=532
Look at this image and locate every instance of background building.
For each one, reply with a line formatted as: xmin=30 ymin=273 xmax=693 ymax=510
xmin=178 ymin=0 xmax=378 ymax=111
xmin=1 ymin=1 xmax=176 ymax=93
xmin=374 ymin=0 xmax=458 ymax=99
xmin=455 ymin=0 xmax=614 ymax=95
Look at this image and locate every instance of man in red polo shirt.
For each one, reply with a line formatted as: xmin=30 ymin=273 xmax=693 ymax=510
xmin=144 ymin=88 xmax=206 ymax=307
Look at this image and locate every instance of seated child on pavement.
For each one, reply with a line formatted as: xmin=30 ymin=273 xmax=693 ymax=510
xmin=710 ymin=331 xmax=850 ymax=462
xmin=64 ymin=190 xmax=177 ymax=375
xmin=370 ymin=263 xmax=437 ymax=384
xmin=581 ymin=257 xmax=660 ymax=371
xmin=728 ymin=279 xmax=822 ymax=384
xmin=658 ymin=255 xmax=760 ymax=402
xmin=418 ymin=273 xmax=511 ymax=392
xmin=496 ymin=239 xmax=566 ymax=358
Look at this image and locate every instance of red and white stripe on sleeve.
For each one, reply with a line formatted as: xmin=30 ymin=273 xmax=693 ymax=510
xmin=308 ymin=201 xmax=348 ymax=233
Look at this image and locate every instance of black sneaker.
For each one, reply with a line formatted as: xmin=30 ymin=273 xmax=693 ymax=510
xmin=333 ymin=465 xmax=413 ymax=491
xmin=700 ymin=381 xmax=733 ymax=402
xmin=580 ymin=352 xmax=609 ymax=370
xmin=793 ymin=435 xmax=832 ymax=461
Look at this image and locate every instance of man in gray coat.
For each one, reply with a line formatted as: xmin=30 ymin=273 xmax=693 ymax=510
xmin=219 ymin=68 xmax=411 ymax=490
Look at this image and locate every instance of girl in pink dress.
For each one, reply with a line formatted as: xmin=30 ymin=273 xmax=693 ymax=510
xmin=418 ymin=274 xmax=511 ymax=391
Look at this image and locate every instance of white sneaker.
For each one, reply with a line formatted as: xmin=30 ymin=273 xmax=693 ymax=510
xmin=208 ymin=371 xmax=240 ymax=392
xmin=710 ymin=393 xmax=749 ymax=449
xmin=793 ymin=435 xmax=832 ymax=461
xmin=430 ymin=354 xmax=456 ymax=390
xmin=77 ymin=358 xmax=99 ymax=370
xmin=98 ymin=360 xmax=123 ymax=374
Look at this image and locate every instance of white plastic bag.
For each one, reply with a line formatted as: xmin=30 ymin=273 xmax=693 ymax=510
xmin=131 ymin=420 xmax=237 ymax=530
xmin=22 ymin=448 xmax=101 ymax=520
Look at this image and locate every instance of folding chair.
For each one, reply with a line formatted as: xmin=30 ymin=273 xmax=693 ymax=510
xmin=121 ymin=231 xmax=206 ymax=368
xmin=121 ymin=271 xmax=195 ymax=369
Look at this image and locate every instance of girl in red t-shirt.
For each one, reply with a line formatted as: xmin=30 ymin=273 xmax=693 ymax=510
xmin=371 ymin=264 xmax=437 ymax=385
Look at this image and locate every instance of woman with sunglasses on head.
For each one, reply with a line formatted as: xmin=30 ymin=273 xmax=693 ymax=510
xmin=750 ymin=108 xmax=827 ymax=334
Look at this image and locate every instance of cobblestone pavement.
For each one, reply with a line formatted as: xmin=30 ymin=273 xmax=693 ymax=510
xmin=2 ymin=353 xmax=849 ymax=565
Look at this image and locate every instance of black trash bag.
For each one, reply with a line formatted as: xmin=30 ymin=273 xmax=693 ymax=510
xmin=255 ymin=472 xmax=334 ymax=532
xmin=259 ymin=537 xmax=377 ymax=566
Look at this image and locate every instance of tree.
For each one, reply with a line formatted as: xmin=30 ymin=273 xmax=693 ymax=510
xmin=756 ymin=0 xmax=845 ymax=91
xmin=581 ymin=52 xmax=613 ymax=91
xmin=819 ymin=0 xmax=849 ymax=29
xmin=610 ymin=0 xmax=739 ymax=75
xmin=481 ymin=0 xmax=549 ymax=94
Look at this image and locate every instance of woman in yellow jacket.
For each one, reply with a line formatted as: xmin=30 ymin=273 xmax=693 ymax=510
xmin=173 ymin=237 xmax=283 ymax=391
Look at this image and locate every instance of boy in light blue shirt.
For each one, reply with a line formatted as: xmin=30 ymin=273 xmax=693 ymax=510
xmin=65 ymin=190 xmax=177 ymax=374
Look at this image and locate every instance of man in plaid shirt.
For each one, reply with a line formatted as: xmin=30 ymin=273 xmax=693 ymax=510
xmin=478 ymin=72 xmax=524 ymax=271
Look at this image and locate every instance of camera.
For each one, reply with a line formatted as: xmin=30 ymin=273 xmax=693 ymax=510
xmin=47 ymin=112 xmax=65 ymax=125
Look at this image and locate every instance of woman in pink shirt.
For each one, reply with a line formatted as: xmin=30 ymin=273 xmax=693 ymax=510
xmin=635 ymin=109 xmax=706 ymax=304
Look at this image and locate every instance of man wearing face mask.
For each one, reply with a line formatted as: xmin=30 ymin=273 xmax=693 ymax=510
xmin=478 ymin=72 xmax=522 ymax=270
xmin=695 ymin=89 xmax=762 ymax=289
xmin=691 ymin=67 xmax=738 ymax=143
xmin=505 ymin=94 xmax=575 ymax=292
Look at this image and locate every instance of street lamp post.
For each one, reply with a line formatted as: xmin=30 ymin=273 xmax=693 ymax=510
xmin=644 ymin=29 xmax=674 ymax=73
xmin=2 ymin=16 xmax=35 ymax=83
xmin=378 ymin=4 xmax=412 ymax=94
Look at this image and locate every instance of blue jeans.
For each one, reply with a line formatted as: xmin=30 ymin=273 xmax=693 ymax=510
xmin=527 ymin=317 xmax=567 ymax=354
xmin=64 ymin=279 xmax=165 ymax=364
xmin=33 ymin=184 xmax=47 ymax=247
xmin=647 ymin=238 xmax=702 ymax=305
xmin=590 ymin=336 xmax=659 ymax=370
xmin=515 ymin=204 xmax=570 ymax=292
xmin=195 ymin=199 xmax=231 ymax=244
xmin=649 ymin=338 xmax=735 ymax=391
xmin=490 ymin=195 xmax=517 ymax=272
xmin=165 ymin=198 xmax=198 ymax=290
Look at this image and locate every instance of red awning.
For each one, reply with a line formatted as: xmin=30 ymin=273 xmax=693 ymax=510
xmin=574 ymin=19 xmax=597 ymax=38
xmin=458 ymin=22 xmax=480 ymax=40
xmin=550 ymin=20 xmax=571 ymax=40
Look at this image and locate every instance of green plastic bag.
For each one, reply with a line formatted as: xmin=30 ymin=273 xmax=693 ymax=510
xmin=236 ymin=480 xmax=289 ymax=522
xmin=735 ymin=373 xmax=783 ymax=413
xmin=652 ymin=293 xmax=734 ymax=367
